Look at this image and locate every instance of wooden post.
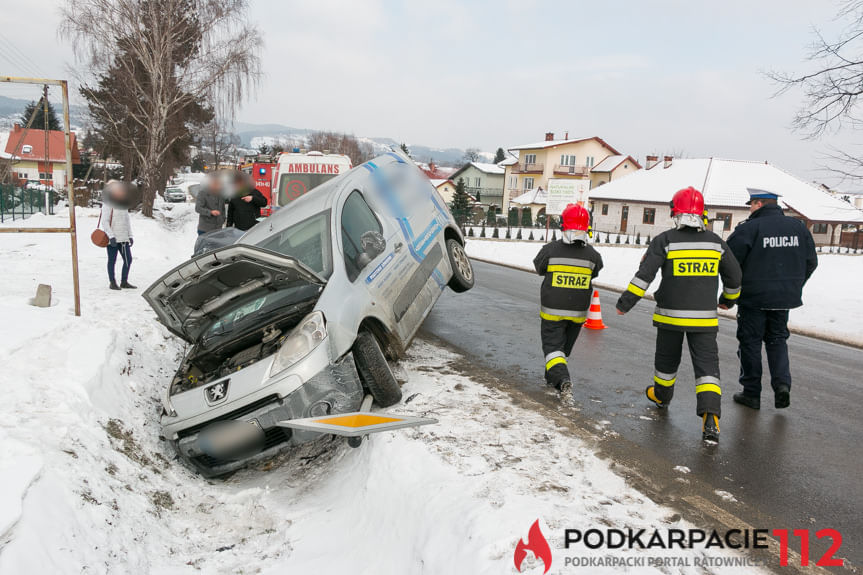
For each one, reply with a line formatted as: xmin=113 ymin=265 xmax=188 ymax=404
xmin=61 ymin=80 xmax=81 ymax=316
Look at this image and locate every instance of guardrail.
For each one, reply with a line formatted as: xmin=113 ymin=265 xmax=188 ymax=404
xmin=0 ymin=185 xmax=56 ymax=222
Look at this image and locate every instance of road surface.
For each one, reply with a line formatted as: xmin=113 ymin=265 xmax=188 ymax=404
xmin=422 ymin=259 xmax=862 ymax=570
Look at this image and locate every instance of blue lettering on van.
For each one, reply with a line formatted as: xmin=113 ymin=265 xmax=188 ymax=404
xmin=366 ymin=252 xmax=395 ymax=284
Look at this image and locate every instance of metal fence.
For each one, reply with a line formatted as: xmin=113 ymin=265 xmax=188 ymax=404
xmin=0 ymin=184 xmax=56 ymax=222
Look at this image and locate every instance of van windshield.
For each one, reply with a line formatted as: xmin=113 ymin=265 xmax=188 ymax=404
xmin=256 ymin=211 xmax=333 ymax=278
xmin=278 ymin=173 xmax=337 ymax=204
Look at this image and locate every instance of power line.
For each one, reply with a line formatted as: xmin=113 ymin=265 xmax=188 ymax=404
xmin=0 ymin=32 xmax=47 ymax=78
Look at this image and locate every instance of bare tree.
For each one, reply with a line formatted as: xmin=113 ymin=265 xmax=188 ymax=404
xmin=62 ymin=0 xmax=261 ymax=216
xmin=462 ymin=148 xmax=481 ymax=163
xmin=769 ymin=1 xmax=863 ymax=138
xmin=201 ymin=115 xmax=240 ymax=170
xmin=307 ymin=131 xmax=374 ymax=165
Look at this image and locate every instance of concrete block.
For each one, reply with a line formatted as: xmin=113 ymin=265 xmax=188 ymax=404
xmin=32 ymin=284 xmax=52 ymax=308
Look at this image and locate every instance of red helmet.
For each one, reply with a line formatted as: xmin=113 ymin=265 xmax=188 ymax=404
xmin=561 ymin=203 xmax=590 ymax=231
xmin=671 ymin=186 xmax=705 ymax=216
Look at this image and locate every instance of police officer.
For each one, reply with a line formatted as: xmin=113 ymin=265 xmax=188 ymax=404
xmin=533 ymin=204 xmax=603 ymax=402
xmin=726 ymin=189 xmax=818 ymax=410
xmin=616 ymin=187 xmax=742 ymax=442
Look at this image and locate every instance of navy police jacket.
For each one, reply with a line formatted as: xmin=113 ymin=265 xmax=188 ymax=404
xmin=726 ymin=204 xmax=818 ymax=310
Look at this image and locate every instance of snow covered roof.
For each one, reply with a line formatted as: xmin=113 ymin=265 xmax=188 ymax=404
xmin=429 ymin=178 xmax=453 ymax=188
xmin=591 ymin=154 xmax=641 ymax=173
xmin=508 ymin=136 xmax=620 ymax=155
xmin=498 ymin=156 xmax=518 ymax=166
xmin=451 ymin=161 xmax=506 ymax=180
xmin=589 ymin=158 xmax=863 ymax=223
xmin=510 ymin=187 xmax=547 ymax=206
xmin=469 ymin=162 xmax=505 ymax=175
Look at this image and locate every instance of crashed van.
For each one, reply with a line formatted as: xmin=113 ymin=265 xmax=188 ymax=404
xmin=144 ymin=152 xmax=474 ymax=477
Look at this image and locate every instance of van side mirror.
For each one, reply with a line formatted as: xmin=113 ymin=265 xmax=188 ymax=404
xmin=360 ymin=230 xmax=386 ymax=262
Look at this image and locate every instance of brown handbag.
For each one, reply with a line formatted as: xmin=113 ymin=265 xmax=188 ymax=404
xmin=91 ymin=208 xmax=113 ymax=248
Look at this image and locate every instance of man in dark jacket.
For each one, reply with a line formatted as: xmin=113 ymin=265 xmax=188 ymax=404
xmin=726 ymin=189 xmax=818 ymax=410
xmin=533 ymin=204 xmax=603 ymax=403
xmin=227 ymin=172 xmax=268 ymax=231
xmin=616 ymin=187 xmax=742 ymax=442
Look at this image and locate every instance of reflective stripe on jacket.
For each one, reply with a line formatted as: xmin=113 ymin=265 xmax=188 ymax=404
xmin=534 ymin=240 xmax=604 ymax=322
xmin=616 ymin=227 xmax=742 ymax=332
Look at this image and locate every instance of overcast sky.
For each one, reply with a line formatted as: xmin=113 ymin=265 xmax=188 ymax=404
xmin=1 ymin=0 xmax=860 ymax=189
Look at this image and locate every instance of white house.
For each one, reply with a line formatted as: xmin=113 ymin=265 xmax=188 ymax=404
xmin=589 ymin=157 xmax=863 ymax=246
xmin=449 ymin=162 xmax=506 ymax=209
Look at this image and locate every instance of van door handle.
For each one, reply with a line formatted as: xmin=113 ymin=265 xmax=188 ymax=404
xmin=394 ymin=242 xmax=403 ymax=253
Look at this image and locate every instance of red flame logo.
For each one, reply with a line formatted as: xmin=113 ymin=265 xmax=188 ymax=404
xmin=514 ymin=519 xmax=552 ymax=574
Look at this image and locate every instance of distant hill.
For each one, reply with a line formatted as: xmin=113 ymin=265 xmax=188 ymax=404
xmin=233 ymin=121 xmax=488 ymax=166
xmin=0 ymin=95 xmax=88 ymax=129
xmin=0 ymin=96 xmax=488 ymax=166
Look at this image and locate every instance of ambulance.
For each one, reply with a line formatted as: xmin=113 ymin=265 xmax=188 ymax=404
xmin=272 ymin=149 xmax=352 ymax=209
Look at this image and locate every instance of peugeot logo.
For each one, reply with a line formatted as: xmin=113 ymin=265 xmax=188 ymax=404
xmin=205 ymin=380 xmax=229 ymax=404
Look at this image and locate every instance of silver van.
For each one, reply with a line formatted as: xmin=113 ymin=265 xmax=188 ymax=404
xmin=144 ymin=152 xmax=474 ymax=477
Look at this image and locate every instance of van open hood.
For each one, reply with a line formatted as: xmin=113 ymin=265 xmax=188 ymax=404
xmin=143 ymin=245 xmax=325 ymax=343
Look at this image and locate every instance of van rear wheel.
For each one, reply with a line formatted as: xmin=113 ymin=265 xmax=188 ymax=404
xmin=446 ymin=239 xmax=474 ymax=292
xmin=353 ymin=331 xmax=402 ymax=407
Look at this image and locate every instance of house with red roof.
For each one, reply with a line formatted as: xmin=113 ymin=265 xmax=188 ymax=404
xmin=3 ymin=124 xmax=81 ymax=188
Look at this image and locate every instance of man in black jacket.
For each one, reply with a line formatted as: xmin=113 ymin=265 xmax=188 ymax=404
xmin=616 ymin=187 xmax=742 ymax=442
xmin=227 ymin=172 xmax=268 ymax=231
xmin=726 ymin=189 xmax=818 ymax=410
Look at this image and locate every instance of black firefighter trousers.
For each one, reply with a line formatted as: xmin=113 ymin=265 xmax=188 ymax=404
xmin=541 ymin=318 xmax=583 ymax=389
xmin=653 ymin=328 xmax=722 ymax=417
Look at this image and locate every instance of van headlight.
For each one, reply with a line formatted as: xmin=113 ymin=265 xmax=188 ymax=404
xmin=270 ymin=311 xmax=327 ymax=376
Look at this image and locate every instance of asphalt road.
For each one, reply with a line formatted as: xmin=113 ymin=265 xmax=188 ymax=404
xmin=422 ymin=259 xmax=863 ymax=570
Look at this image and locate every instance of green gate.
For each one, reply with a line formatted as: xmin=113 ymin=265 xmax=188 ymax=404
xmin=0 ymin=184 xmax=55 ymax=223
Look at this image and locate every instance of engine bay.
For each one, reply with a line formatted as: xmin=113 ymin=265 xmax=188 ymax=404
xmin=170 ymin=301 xmax=316 ymax=394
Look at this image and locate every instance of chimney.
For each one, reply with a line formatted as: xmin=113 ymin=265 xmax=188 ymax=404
xmin=545 ymin=132 xmax=554 ymax=142
xmin=564 ymin=131 xmax=569 ymax=140
xmin=429 ymin=160 xmax=436 ymax=174
xmin=663 ymin=155 xmax=673 ymax=169
xmin=646 ymin=155 xmax=659 ymax=169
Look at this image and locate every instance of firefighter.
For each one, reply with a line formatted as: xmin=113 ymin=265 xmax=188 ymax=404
xmin=615 ymin=187 xmax=742 ymax=442
xmin=726 ymin=189 xmax=818 ymax=410
xmin=533 ymin=203 xmax=604 ymax=402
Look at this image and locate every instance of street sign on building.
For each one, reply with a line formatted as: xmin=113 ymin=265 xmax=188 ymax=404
xmin=546 ymin=179 xmax=590 ymax=215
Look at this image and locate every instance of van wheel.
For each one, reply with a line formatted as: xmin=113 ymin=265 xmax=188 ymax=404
xmin=446 ymin=239 xmax=474 ymax=292
xmin=353 ymin=331 xmax=402 ymax=407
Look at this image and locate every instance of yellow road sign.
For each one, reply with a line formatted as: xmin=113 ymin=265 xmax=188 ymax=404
xmin=277 ymin=411 xmax=437 ymax=437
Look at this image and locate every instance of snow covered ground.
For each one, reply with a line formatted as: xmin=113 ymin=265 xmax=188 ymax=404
xmin=465 ymin=237 xmax=863 ymax=347
xmin=1 ymin=204 xmax=773 ymax=574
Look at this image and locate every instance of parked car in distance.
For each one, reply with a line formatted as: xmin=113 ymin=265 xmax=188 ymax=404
xmin=164 ymin=185 xmax=188 ymax=203
xmin=143 ymin=151 xmax=474 ymax=477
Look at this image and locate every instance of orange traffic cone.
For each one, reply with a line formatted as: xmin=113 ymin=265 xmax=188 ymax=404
xmin=584 ymin=289 xmax=607 ymax=330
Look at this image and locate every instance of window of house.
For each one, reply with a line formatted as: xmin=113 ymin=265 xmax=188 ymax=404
xmin=560 ymin=154 xmax=576 ymax=166
xmin=585 ymin=156 xmax=595 ymax=168
xmin=643 ymin=207 xmax=656 ymax=224
xmin=601 ymin=204 xmax=609 ymax=215
xmin=341 ymin=191 xmax=383 ymax=282
xmin=524 ymin=154 xmax=537 ymax=166
xmin=509 ymin=176 xmax=517 ymax=189
xmin=716 ymin=212 xmax=732 ymax=231
xmin=524 ymin=177 xmax=534 ymax=190
xmin=39 ymin=172 xmax=52 ymax=180
xmin=22 ymin=145 xmax=32 ymax=154
xmin=812 ymin=223 xmax=829 ymax=234
xmin=474 ymin=177 xmax=481 ymax=188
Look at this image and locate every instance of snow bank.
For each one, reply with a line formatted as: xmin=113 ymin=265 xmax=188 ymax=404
xmin=0 ymin=206 xmax=769 ymax=573
xmin=465 ymin=237 xmax=863 ymax=346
